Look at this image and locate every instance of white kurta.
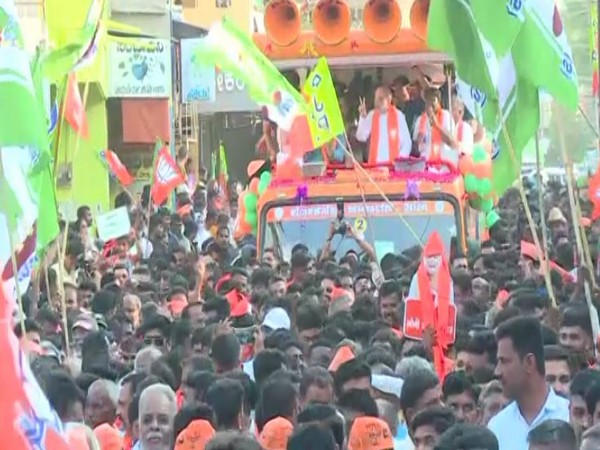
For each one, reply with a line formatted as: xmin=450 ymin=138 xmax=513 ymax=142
xmin=413 ymin=110 xmax=457 ymax=165
xmin=356 ymin=108 xmax=412 ymax=162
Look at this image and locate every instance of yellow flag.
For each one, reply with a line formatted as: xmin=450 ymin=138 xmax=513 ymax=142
xmin=303 ymin=57 xmax=345 ymax=148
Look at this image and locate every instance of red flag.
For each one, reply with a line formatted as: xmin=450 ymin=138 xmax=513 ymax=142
xmin=0 ymin=282 xmax=71 ymax=450
xmin=151 ymin=146 xmax=185 ymax=205
xmin=589 ymin=161 xmax=600 ymax=220
xmin=99 ymin=150 xmax=134 ymax=186
xmin=63 ymin=72 xmax=89 ymax=139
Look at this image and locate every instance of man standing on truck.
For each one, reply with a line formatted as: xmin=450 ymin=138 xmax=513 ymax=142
xmin=451 ymin=98 xmax=474 ymax=155
xmin=414 ymin=87 xmax=459 ymax=166
xmin=355 ymin=86 xmax=412 ymax=164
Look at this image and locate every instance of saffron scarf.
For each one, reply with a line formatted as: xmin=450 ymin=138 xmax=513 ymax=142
xmin=418 ymin=109 xmax=445 ymax=161
xmin=368 ymin=107 xmax=400 ymax=164
xmin=417 ymin=232 xmax=452 ymax=379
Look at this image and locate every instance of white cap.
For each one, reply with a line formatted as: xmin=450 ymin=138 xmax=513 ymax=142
xmin=262 ymin=307 xmax=291 ymax=331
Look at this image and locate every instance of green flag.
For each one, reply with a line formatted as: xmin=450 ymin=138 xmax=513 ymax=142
xmin=427 ymin=0 xmax=496 ymax=96
xmin=194 ymin=17 xmax=305 ymax=131
xmin=510 ymin=0 xmax=578 ymax=110
xmin=0 ymin=8 xmax=48 ymax=154
xmin=41 ymin=0 xmax=105 ymax=82
xmin=428 ymin=0 xmax=541 ymax=195
xmin=30 ymin=167 xmax=59 ymax=254
xmin=470 ymin=0 xmax=524 ymax=56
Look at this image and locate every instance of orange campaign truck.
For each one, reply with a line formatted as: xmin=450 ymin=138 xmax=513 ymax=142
xmin=247 ymin=0 xmax=482 ymax=260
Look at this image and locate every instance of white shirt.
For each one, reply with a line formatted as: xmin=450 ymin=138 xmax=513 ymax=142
xmin=413 ymin=110 xmax=457 ymax=165
xmin=488 ymin=388 xmax=569 ymax=450
xmin=454 ymin=120 xmax=474 ymax=154
xmin=356 ymin=108 xmax=412 ymax=162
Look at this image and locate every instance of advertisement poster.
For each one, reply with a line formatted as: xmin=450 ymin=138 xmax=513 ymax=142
xmin=108 ymin=38 xmax=172 ymax=98
xmin=180 ymin=38 xmax=216 ymax=103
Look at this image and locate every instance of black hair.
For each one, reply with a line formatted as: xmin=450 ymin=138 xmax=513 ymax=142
xmin=185 ymin=371 xmax=219 ymax=403
xmin=435 ymin=423 xmax=499 ymax=450
xmin=287 ymin=424 xmax=336 ymax=450
xmin=149 ymin=359 xmax=178 ymax=391
xmin=410 ymin=406 xmax=456 ymax=435
xmin=492 ymin=306 xmax=521 ymax=329
xmin=91 ymin=289 xmax=118 ymax=316
xmin=225 ymin=370 xmax=258 ymax=413
xmin=134 ymin=375 xmax=164 ymax=397
xmin=544 ymin=344 xmax=569 ymax=363
xmin=253 ymin=349 xmax=287 ymax=388
xmin=399 ymin=370 xmax=439 ymax=423
xmin=442 ymin=372 xmax=480 ymax=405
xmin=138 ymin=314 xmax=171 ymax=339
xmin=43 ymin=371 xmax=85 ymax=422
xmin=206 ymin=378 xmax=245 ymax=430
xmin=210 ymin=333 xmax=241 ymax=372
xmin=205 ymin=432 xmax=262 ymax=450
xmin=570 ymin=369 xmax=600 ymax=398
xmin=527 ymin=419 xmax=576 ymax=450
xmin=296 ymin=304 xmax=324 ymax=333
xmin=299 ymin=366 xmax=333 ymax=401
xmin=586 ymin=382 xmax=600 ymax=418
xmin=13 ymin=318 xmax=41 ymax=338
xmin=297 ymin=404 xmax=344 ymax=449
xmin=204 ymin=296 xmax=231 ymax=322
xmin=183 ymin=355 xmax=215 ymax=374
xmin=561 ymin=305 xmax=593 ymax=338
xmin=255 ymin=378 xmax=297 ymax=433
xmin=121 ymin=371 xmax=149 ymax=398
xmin=333 ymin=359 xmax=371 ymax=398
xmin=128 ymin=392 xmax=141 ymax=427
xmin=173 ymin=403 xmax=216 ymax=439
xmin=337 ymin=388 xmax=379 ymax=417
xmin=495 ymin=316 xmax=545 ymax=376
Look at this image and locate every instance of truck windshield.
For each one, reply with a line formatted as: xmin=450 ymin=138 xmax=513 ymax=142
xmin=262 ymin=199 xmax=458 ymax=261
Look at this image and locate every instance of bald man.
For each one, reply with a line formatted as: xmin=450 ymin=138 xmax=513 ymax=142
xmin=356 ymin=86 xmax=412 ymax=164
xmin=85 ymin=379 xmax=118 ymax=429
xmin=138 ymin=384 xmax=177 ymax=450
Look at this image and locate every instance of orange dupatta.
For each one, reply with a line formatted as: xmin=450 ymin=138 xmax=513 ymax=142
xmin=417 ymin=231 xmax=452 ymax=379
xmin=418 ymin=109 xmax=445 ymax=161
xmin=368 ymin=107 xmax=400 ymax=164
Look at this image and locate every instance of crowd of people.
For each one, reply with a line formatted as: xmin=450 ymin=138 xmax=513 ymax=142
xmin=13 ymin=164 xmax=600 ymax=450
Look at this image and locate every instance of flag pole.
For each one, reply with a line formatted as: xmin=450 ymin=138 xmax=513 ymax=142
xmin=498 ymin=112 xmax=557 ymax=309
xmin=556 ymin=109 xmax=600 ymax=353
xmin=534 ymin=132 xmax=552 ymax=278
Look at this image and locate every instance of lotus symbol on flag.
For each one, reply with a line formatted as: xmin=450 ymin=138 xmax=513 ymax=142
xmin=156 ymin=157 xmax=177 ymax=184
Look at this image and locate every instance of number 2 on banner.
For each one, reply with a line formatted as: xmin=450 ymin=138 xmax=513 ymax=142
xmin=354 ymin=217 xmax=367 ymax=233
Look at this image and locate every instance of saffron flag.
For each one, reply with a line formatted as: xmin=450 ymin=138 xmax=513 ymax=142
xmin=99 ymin=150 xmax=134 ymax=186
xmin=0 ymin=278 xmax=71 ymax=450
xmin=63 ymin=72 xmax=89 ymax=139
xmin=150 ymin=146 xmax=185 ymax=205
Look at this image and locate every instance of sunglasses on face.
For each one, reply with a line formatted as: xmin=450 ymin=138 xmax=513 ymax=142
xmin=144 ymin=337 xmax=165 ymax=347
